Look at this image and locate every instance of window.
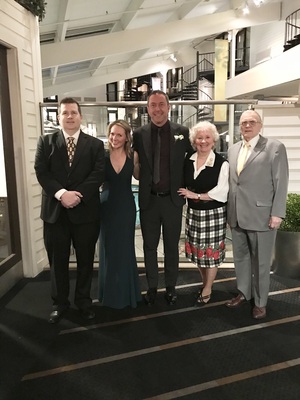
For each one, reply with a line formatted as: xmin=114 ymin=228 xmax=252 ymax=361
xmin=0 ymin=45 xmax=21 ymax=272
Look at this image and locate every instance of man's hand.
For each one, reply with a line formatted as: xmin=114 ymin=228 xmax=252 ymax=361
xmin=269 ymin=216 xmax=282 ymax=230
xmin=60 ymin=191 xmax=83 ymax=208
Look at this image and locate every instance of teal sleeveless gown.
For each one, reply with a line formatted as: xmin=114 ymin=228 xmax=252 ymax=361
xmin=98 ymin=155 xmax=141 ymax=309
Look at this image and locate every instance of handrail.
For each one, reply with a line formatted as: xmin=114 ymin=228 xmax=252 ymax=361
xmin=286 ymin=21 xmax=300 ymax=30
xmin=40 ymin=99 xmax=258 ymax=135
xmin=181 ymin=65 xmax=197 ymax=90
xmin=284 ymin=8 xmax=300 ymax=50
xmin=40 ymin=99 xmax=257 ymax=108
xmin=197 ymin=52 xmax=215 ymax=71
xmin=198 ymin=89 xmax=213 ymax=102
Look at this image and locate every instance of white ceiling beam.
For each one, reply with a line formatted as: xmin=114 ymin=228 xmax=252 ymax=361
xmin=125 ymin=49 xmax=149 ymax=69
xmin=51 ymin=0 xmax=71 ymax=83
xmin=120 ymin=0 xmax=145 ymax=29
xmin=167 ymin=0 xmax=208 ymax=21
xmin=91 ymin=0 xmax=145 ymax=77
xmin=41 ymin=3 xmax=281 ymax=69
xmin=56 ymin=0 xmax=72 ymax=42
xmin=51 ymin=66 xmax=58 ymax=85
xmin=89 ymin=58 xmax=104 ymax=76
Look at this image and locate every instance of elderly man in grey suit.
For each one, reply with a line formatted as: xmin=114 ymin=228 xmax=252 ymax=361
xmin=226 ymin=109 xmax=288 ymax=319
xmin=133 ymin=90 xmax=193 ymax=305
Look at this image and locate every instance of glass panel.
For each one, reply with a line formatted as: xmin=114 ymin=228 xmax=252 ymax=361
xmin=0 ymin=52 xmax=13 ymax=264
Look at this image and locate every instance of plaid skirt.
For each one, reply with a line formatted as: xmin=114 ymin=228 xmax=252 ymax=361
xmin=185 ymin=205 xmax=227 ymax=268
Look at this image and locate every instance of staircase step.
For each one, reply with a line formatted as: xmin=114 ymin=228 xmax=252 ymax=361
xmin=287 ymin=38 xmax=300 ymax=45
xmin=283 ymin=43 xmax=294 ymax=51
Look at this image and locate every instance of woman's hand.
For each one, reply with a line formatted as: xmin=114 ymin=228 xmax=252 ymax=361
xmin=178 ymin=188 xmax=197 ymax=200
xmin=178 ymin=189 xmax=212 ymax=202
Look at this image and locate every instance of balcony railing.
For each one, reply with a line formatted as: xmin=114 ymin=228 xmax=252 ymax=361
xmin=284 ymin=8 xmax=300 ymax=51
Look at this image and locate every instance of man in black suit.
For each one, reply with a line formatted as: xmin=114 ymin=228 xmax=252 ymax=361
xmin=133 ymin=90 xmax=193 ymax=305
xmin=35 ymin=97 xmax=105 ymax=323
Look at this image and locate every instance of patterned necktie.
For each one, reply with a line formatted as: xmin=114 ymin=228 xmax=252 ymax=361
xmin=237 ymin=142 xmax=251 ymax=175
xmin=67 ymin=137 xmax=76 ymax=166
xmin=153 ymin=128 xmax=161 ymax=184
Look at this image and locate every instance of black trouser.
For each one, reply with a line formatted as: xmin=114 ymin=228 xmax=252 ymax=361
xmin=140 ymin=195 xmax=182 ymax=289
xmin=44 ymin=210 xmax=100 ymax=309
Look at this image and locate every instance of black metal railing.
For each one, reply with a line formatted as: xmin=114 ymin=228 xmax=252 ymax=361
xmin=284 ymin=8 xmax=300 ymax=51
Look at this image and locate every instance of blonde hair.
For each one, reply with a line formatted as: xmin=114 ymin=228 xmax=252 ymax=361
xmin=107 ymin=119 xmax=132 ymax=157
xmin=189 ymin=120 xmax=219 ymax=149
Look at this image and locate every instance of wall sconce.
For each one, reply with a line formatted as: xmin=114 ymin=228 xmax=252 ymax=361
xmin=170 ymin=53 xmax=177 ymax=62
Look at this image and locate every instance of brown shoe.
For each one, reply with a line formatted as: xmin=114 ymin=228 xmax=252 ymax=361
xmin=225 ymin=293 xmax=247 ymax=308
xmin=252 ymin=306 xmax=266 ymax=319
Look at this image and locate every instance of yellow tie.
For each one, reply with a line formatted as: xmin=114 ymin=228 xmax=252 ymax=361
xmin=67 ymin=137 xmax=76 ymax=166
xmin=237 ymin=142 xmax=251 ymax=175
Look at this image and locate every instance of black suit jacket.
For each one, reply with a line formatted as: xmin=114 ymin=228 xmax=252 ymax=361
xmin=133 ymin=122 xmax=193 ymax=210
xmin=34 ymin=130 xmax=105 ymax=224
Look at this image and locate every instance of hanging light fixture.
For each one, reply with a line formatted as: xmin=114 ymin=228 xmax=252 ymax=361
xmin=253 ymin=0 xmax=264 ymax=6
xmin=170 ymin=53 xmax=177 ymax=63
xmin=242 ymin=2 xmax=250 ymax=15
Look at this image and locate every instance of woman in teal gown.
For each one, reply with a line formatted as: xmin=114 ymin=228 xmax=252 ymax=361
xmin=98 ymin=120 xmax=141 ymax=309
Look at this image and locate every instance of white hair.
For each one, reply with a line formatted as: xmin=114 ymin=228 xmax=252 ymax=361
xmin=189 ymin=120 xmax=219 ymax=149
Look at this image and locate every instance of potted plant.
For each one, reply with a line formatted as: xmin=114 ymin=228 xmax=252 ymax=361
xmin=272 ymin=193 xmax=300 ymax=279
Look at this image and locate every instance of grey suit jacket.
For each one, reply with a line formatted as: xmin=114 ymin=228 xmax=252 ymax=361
xmin=227 ymin=135 xmax=289 ymax=231
xmin=133 ymin=121 xmax=193 ymax=210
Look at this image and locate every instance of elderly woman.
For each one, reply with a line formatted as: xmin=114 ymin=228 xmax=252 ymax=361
xmin=178 ymin=121 xmax=229 ymax=306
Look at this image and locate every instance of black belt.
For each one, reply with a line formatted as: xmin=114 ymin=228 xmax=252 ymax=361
xmin=151 ymin=190 xmax=170 ymax=197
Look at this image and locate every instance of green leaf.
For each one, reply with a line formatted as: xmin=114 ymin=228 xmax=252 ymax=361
xmin=15 ymin=0 xmax=47 ymax=22
xmin=279 ymin=193 xmax=300 ymax=232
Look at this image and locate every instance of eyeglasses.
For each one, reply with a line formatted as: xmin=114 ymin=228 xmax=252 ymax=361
xmin=240 ymin=120 xmax=260 ymax=127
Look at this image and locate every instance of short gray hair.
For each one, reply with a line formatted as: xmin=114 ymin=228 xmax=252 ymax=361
xmin=240 ymin=109 xmax=262 ymax=124
xmin=189 ymin=120 xmax=219 ymax=149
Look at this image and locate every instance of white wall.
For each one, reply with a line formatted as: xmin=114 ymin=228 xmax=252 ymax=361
xmin=282 ymin=0 xmax=300 ymax=18
xmin=0 ymin=0 xmax=46 ymax=283
xmin=250 ymin=21 xmax=286 ymax=66
xmin=248 ymin=0 xmax=300 ymax=66
xmin=66 ymin=85 xmax=107 ymax=102
xmin=226 ymin=43 xmax=300 ymax=99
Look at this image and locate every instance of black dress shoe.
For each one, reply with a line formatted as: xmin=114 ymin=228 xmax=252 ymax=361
xmin=80 ymin=308 xmax=95 ymax=320
xmin=144 ymin=289 xmax=157 ymax=305
xmin=164 ymin=290 xmax=177 ymax=305
xmin=48 ymin=305 xmax=69 ymax=324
